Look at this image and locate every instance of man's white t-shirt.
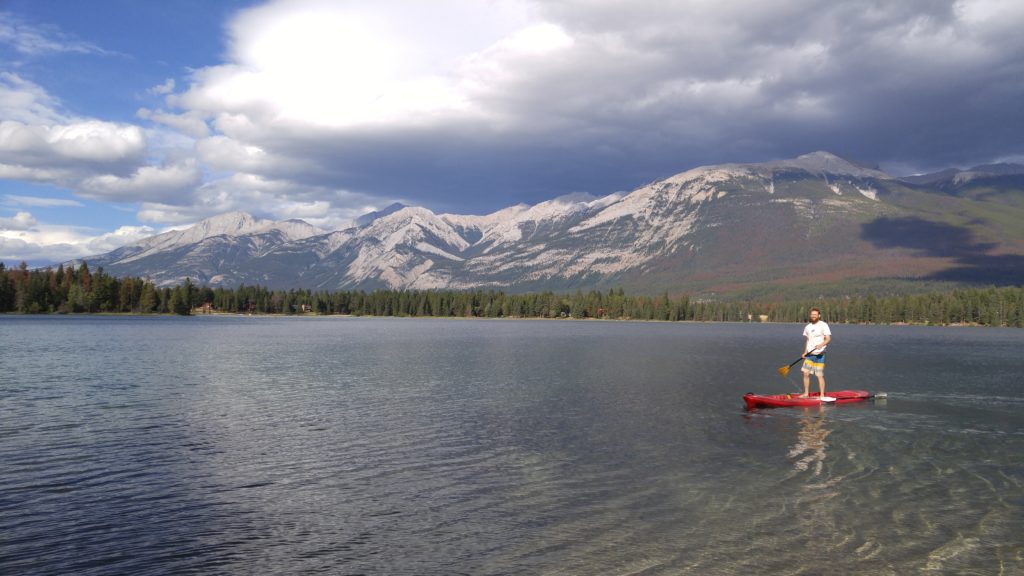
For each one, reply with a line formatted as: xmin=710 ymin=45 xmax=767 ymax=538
xmin=803 ymin=321 xmax=831 ymax=354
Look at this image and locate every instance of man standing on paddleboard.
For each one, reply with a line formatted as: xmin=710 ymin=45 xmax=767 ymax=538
xmin=800 ymin=308 xmax=831 ymax=399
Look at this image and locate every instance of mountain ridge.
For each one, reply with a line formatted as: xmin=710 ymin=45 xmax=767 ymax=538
xmin=73 ymin=151 xmax=1024 ymax=297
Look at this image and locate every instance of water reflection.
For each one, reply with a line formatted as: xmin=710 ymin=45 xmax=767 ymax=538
xmin=4 ymin=318 xmax=1023 ymax=575
xmin=787 ymin=408 xmax=830 ymax=476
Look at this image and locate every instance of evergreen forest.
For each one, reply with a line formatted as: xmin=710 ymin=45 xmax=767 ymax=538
xmin=1 ymin=261 xmax=1022 ymax=327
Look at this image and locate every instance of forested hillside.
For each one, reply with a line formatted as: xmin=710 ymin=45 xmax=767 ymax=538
xmin=2 ymin=262 xmax=1021 ymax=326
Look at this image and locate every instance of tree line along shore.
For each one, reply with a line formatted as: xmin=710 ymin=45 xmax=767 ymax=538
xmin=1 ymin=262 xmax=1022 ymax=327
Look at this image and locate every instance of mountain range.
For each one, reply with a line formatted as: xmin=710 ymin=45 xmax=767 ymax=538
xmin=74 ymin=152 xmax=1024 ymax=298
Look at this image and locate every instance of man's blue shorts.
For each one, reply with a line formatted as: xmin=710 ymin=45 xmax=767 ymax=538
xmin=802 ymin=353 xmax=825 ymax=376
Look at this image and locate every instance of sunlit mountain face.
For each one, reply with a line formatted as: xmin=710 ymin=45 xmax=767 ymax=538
xmin=74 ymin=153 xmax=1024 ymax=298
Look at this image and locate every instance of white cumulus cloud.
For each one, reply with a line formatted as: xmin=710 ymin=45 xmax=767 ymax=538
xmin=0 ymin=72 xmax=66 ymax=125
xmin=0 ymin=210 xmax=37 ymax=230
xmin=147 ymin=78 xmax=176 ymax=96
xmin=3 ymin=0 xmax=1024 ymax=265
xmin=0 ymin=119 xmax=146 ymax=165
xmin=171 ymin=0 xmax=534 ymax=130
xmin=0 ymin=73 xmax=150 ymax=190
xmin=78 ymin=160 xmax=202 ymax=203
xmin=85 ymin=224 xmax=159 ymax=254
xmin=137 ymin=108 xmax=209 ymax=138
xmin=0 ymin=222 xmax=157 ymax=264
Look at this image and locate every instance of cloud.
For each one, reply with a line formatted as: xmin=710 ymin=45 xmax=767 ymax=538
xmin=0 ymin=228 xmax=75 ymax=264
xmin=0 ymin=210 xmax=37 ymax=230
xmin=136 ymin=171 xmax=373 ymax=230
xmin=171 ymin=0 xmax=532 ymax=128
xmin=137 ymin=108 xmax=209 ymax=138
xmin=0 ymin=74 xmax=197 ymax=211
xmin=4 ymin=0 xmax=1024 ymax=266
xmin=78 ymin=160 xmax=202 ymax=203
xmin=0 ymin=118 xmax=148 ymax=190
xmin=144 ymin=0 xmax=1021 ymax=215
xmin=3 ymin=194 xmax=84 ymax=208
xmin=0 ymin=163 xmax=75 ymax=183
xmin=0 ymin=119 xmax=146 ymax=165
xmin=0 ymin=222 xmax=157 ymax=265
xmin=0 ymin=73 xmax=149 ymax=188
xmin=85 ymin=224 xmax=159 ymax=253
xmin=195 ymin=135 xmax=274 ymax=172
xmin=0 ymin=11 xmax=109 ymax=56
xmin=0 ymin=72 xmax=66 ymax=125
xmin=148 ymin=78 xmax=176 ymax=96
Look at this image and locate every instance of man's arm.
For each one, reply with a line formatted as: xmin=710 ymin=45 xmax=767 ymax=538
xmin=812 ymin=333 xmax=831 ymax=354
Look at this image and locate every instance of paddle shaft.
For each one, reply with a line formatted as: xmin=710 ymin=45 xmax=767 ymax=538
xmin=777 ymin=348 xmax=822 ymax=376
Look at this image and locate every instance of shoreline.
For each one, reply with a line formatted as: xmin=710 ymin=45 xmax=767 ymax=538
xmin=0 ymin=310 xmax=1005 ymax=328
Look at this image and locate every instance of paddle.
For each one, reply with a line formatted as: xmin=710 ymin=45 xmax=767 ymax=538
xmin=777 ymin=356 xmax=805 ymax=377
xmin=777 ymin=349 xmax=821 ymax=377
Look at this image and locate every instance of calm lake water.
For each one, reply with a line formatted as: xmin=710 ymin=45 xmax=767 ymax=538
xmin=1 ymin=316 xmax=1022 ymax=575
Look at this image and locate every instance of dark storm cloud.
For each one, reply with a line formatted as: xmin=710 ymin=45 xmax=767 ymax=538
xmin=527 ymin=0 xmax=1024 ymax=173
xmin=182 ymin=0 xmax=1024 ymax=216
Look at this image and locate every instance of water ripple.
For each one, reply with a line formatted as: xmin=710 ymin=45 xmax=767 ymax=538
xmin=1 ymin=317 xmax=1022 ymax=574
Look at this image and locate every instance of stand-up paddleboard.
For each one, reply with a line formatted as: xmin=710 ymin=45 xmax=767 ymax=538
xmin=743 ymin=390 xmax=876 ymax=410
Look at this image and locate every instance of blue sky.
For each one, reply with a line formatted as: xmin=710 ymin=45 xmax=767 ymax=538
xmin=2 ymin=0 xmax=1024 ymax=267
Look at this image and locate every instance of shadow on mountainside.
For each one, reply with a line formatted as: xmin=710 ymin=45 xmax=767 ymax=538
xmin=861 ymin=217 xmax=1024 ymax=284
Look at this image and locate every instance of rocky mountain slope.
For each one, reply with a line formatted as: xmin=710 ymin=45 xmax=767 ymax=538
xmin=76 ymin=152 xmax=1024 ymax=297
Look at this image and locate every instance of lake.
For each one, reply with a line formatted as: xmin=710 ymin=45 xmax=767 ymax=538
xmin=1 ymin=316 xmax=1022 ymax=575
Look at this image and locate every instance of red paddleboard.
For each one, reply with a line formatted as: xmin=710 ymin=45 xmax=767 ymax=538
xmin=743 ymin=390 xmax=874 ymax=410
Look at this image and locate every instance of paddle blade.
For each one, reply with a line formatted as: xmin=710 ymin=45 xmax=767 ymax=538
xmin=779 ymin=355 xmax=805 ymax=377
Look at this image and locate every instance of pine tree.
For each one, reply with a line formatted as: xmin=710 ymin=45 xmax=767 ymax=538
xmin=170 ymin=286 xmax=191 ymax=315
xmin=0 ymin=263 xmax=13 ymax=312
xmin=139 ymin=283 xmax=158 ymax=313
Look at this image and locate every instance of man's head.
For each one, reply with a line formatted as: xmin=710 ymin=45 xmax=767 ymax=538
xmin=809 ymin=308 xmax=821 ymax=323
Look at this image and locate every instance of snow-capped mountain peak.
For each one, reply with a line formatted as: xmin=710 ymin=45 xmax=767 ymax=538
xmin=355 ymin=202 xmax=407 ymax=227
xmin=764 ymin=151 xmax=892 ymax=179
xmin=364 ymin=206 xmax=470 ymax=253
xmin=121 ymin=211 xmax=267 ymax=256
xmin=185 ymin=211 xmax=270 ymax=238
xmin=73 ymin=151 xmax=1018 ymax=296
xmin=441 ymin=204 xmax=531 ymax=233
xmin=252 ymin=219 xmax=324 ymax=241
xmin=168 ymin=212 xmax=322 ymax=246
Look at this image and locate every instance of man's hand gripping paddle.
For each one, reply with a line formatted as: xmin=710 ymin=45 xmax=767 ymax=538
xmin=778 ymin=348 xmax=820 ymax=377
